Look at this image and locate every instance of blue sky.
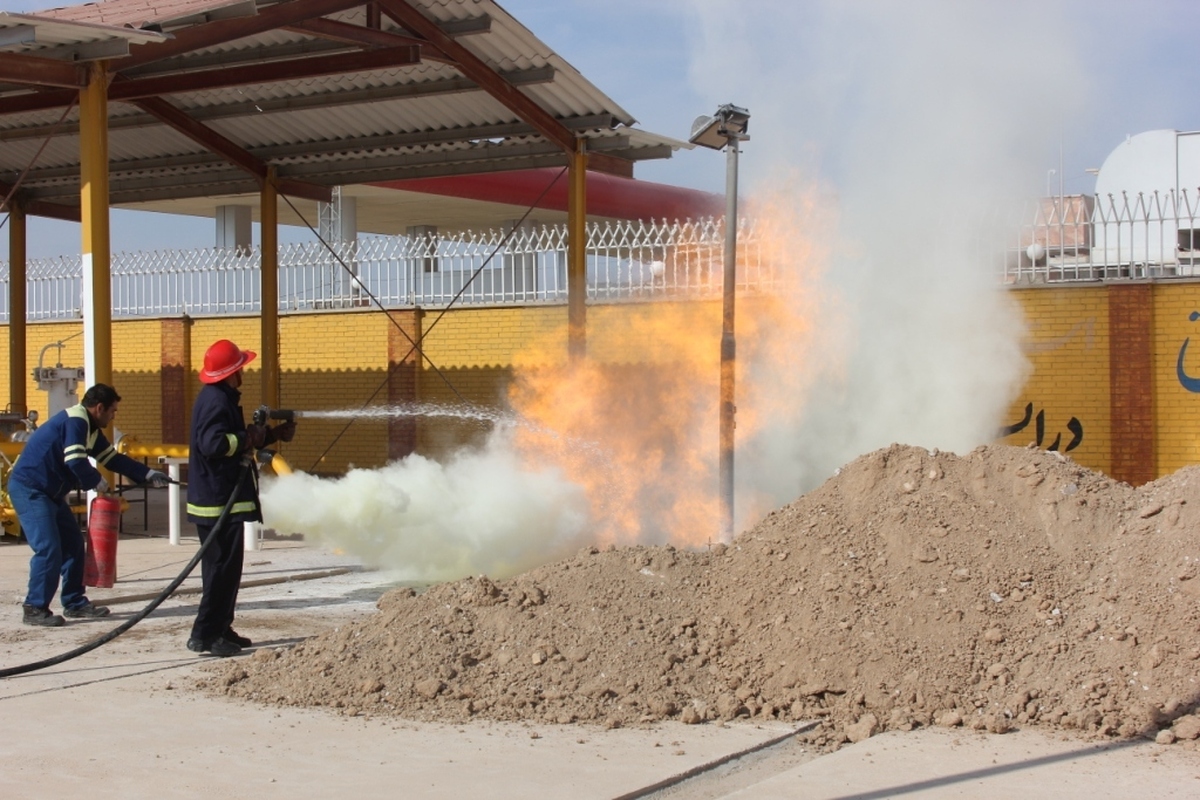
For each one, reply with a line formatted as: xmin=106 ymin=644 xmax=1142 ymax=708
xmin=3 ymin=0 xmax=1200 ymax=258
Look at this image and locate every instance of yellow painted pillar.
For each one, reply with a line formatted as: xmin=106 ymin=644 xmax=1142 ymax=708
xmin=260 ymin=167 xmax=279 ymax=409
xmin=567 ymin=140 xmax=587 ymax=361
xmin=7 ymin=200 xmax=26 ymax=414
xmin=80 ymin=60 xmax=112 ymax=390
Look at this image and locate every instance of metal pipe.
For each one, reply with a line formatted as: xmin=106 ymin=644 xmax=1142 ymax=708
xmin=718 ymin=137 xmax=739 ymax=543
xmin=80 ymin=60 xmax=112 ymax=391
xmin=119 ymin=442 xmax=191 ymax=459
xmin=8 ymin=201 xmax=26 ymax=417
xmin=261 ymin=167 xmax=280 ymax=411
xmin=567 ymin=139 xmax=588 ymax=361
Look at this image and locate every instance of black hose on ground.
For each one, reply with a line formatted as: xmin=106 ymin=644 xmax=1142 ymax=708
xmin=0 ymin=457 xmax=253 ymax=679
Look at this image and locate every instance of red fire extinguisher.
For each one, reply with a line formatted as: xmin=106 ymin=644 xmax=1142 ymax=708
xmin=83 ymin=495 xmax=122 ymax=589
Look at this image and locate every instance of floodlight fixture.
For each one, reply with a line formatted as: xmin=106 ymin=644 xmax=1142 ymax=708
xmin=688 ymin=104 xmax=750 ymax=150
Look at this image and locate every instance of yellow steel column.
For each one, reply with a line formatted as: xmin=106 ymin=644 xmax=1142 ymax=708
xmin=260 ymin=167 xmax=279 ymax=409
xmin=566 ymin=139 xmax=587 ymax=361
xmin=80 ymin=60 xmax=112 ymax=390
xmin=7 ymin=200 xmax=26 ymax=414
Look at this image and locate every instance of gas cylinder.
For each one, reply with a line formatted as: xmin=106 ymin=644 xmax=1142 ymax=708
xmin=83 ymin=495 xmax=122 ymax=588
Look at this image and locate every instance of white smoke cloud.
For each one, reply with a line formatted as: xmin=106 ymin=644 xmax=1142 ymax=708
xmin=677 ymin=1 xmax=1090 ymax=514
xmin=275 ymin=1 xmax=1108 ymax=568
xmin=260 ymin=430 xmax=590 ymax=582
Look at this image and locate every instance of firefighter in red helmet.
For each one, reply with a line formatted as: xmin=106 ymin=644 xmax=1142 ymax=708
xmin=186 ymin=339 xmax=295 ymax=656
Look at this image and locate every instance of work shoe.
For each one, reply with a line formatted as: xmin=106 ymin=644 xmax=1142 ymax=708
xmin=22 ymin=604 xmax=65 ymax=627
xmin=63 ymin=602 xmax=110 ymax=619
xmin=187 ymin=636 xmax=242 ymax=658
xmin=225 ymin=629 xmax=252 ymax=648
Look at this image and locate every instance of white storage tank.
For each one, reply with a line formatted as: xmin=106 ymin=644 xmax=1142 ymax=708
xmin=1093 ymin=129 xmax=1200 ymax=272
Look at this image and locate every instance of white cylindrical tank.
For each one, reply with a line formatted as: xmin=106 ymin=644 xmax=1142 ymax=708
xmin=1093 ymin=129 xmax=1200 ymax=270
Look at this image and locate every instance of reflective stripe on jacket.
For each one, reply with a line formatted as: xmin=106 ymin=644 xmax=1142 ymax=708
xmin=186 ymin=381 xmax=262 ymax=525
xmin=10 ymin=403 xmax=150 ymax=499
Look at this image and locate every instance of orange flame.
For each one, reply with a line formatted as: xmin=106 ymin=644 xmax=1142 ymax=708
xmin=509 ymin=177 xmax=837 ymax=546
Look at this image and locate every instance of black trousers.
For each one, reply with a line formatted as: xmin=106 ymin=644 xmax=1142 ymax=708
xmin=190 ymin=520 xmax=244 ymax=643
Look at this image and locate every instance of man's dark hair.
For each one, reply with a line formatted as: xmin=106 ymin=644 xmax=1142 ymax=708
xmin=82 ymin=383 xmax=121 ymax=408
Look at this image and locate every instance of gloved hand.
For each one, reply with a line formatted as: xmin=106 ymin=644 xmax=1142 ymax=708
xmin=146 ymin=470 xmax=170 ymax=488
xmin=95 ymin=477 xmax=109 ymax=494
xmin=274 ymin=420 xmax=297 ymax=443
xmin=245 ymin=424 xmax=267 ymax=450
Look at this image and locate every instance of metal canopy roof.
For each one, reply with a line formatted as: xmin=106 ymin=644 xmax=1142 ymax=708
xmin=0 ymin=0 xmax=685 ymax=227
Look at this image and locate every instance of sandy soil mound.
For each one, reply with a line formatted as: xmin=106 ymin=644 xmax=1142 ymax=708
xmin=207 ymin=443 xmax=1200 ymax=750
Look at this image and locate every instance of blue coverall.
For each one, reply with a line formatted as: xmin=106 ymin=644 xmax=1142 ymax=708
xmin=9 ymin=404 xmax=150 ymax=611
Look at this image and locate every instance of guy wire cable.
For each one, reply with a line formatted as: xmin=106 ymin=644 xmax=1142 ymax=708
xmin=278 ymin=166 xmax=568 ymax=471
xmin=0 ymin=97 xmax=78 ymax=233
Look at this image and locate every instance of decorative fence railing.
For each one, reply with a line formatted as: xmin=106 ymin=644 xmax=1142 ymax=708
xmin=0 ymin=217 xmax=771 ymax=322
xmin=996 ymin=188 xmax=1200 ymax=283
xmin=7 ymin=191 xmax=1200 ymax=322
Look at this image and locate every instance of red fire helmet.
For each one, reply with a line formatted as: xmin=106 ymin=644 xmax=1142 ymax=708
xmin=199 ymin=339 xmax=256 ymax=384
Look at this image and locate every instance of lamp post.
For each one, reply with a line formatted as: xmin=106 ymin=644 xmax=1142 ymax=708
xmin=689 ymin=104 xmax=750 ymax=543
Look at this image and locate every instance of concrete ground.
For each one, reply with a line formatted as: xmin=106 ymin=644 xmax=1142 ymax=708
xmin=2 ymin=490 xmax=1199 ymax=799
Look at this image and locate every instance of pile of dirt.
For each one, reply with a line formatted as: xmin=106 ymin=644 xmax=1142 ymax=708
xmin=206 ymin=443 xmax=1200 ymax=750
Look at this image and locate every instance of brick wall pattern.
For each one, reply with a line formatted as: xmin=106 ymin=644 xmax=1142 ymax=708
xmin=0 ymin=287 xmax=1195 ymax=482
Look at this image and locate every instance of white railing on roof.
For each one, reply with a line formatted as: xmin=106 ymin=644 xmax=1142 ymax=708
xmin=997 ymin=189 xmax=1200 ymax=283
xmin=0 ymin=217 xmax=769 ymax=322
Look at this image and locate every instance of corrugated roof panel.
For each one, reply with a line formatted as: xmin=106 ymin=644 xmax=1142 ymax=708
xmin=107 ymin=122 xmax=211 ymax=162
xmin=204 ymin=93 xmax=519 ymax=148
xmin=0 ymin=0 xmax=678 ymax=213
xmin=163 ymin=62 xmax=464 ymax=110
xmin=0 ymin=136 xmax=80 ymax=174
xmin=34 ymin=0 xmax=256 ymax=30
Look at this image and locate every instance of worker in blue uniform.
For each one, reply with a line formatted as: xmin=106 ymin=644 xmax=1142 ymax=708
xmin=186 ymin=339 xmax=295 ymax=657
xmin=10 ymin=383 xmax=170 ymax=627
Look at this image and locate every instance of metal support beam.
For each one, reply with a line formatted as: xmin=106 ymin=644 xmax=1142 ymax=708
xmin=285 ymin=17 xmax=454 ymax=63
xmin=0 ymin=64 xmax=557 ymax=120
xmin=261 ymin=168 xmax=280 ymax=410
xmin=0 ymin=51 xmax=85 ymax=88
xmin=132 ymin=96 xmax=332 ymax=203
xmin=0 ymin=180 xmax=79 ymax=220
xmin=7 ymin=201 xmax=26 ymax=415
xmin=80 ymin=61 xmax=112 ymax=391
xmin=375 ymin=0 xmax=577 ymax=153
xmin=119 ymin=0 xmax=366 ymax=71
xmin=110 ymin=45 xmax=421 ymax=101
xmin=567 ymin=140 xmax=587 ymax=361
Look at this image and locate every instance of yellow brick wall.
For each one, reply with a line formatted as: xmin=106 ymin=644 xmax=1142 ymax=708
xmin=112 ymin=319 xmax=162 ymax=440
xmin=276 ymin=310 xmax=391 ymax=473
xmin=4 ymin=288 xmax=1198 ymax=481
xmin=419 ymin=306 xmax=564 ymax=455
xmin=1152 ymin=284 xmax=1200 ymax=473
xmin=15 ymin=321 xmax=86 ymax=421
xmin=1002 ymin=287 xmax=1112 ymax=475
xmin=423 ymin=306 xmax=570 ymax=369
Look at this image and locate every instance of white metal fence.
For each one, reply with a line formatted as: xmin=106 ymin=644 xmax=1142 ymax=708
xmin=998 ymin=189 xmax=1200 ymax=283
xmin=0 ymin=218 xmax=773 ymax=322
xmin=6 ymin=194 xmax=1199 ymax=322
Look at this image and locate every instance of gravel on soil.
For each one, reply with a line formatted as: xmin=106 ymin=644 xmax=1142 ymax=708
xmin=204 ymin=443 xmax=1200 ymax=753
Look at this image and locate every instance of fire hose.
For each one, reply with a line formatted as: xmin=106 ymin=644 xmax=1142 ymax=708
xmin=0 ymin=456 xmax=253 ymax=679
